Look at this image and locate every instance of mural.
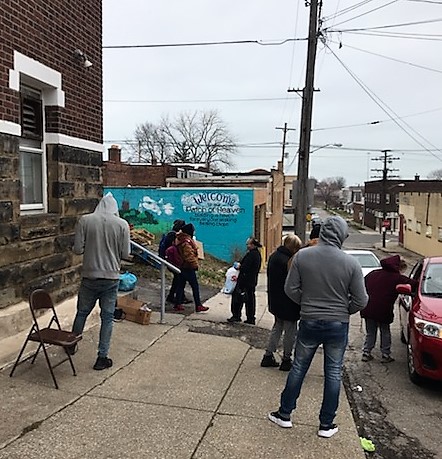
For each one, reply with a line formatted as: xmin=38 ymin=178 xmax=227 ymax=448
xmin=105 ymin=187 xmax=254 ymax=262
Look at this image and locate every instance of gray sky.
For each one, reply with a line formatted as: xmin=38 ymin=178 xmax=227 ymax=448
xmin=103 ymin=0 xmax=442 ymax=186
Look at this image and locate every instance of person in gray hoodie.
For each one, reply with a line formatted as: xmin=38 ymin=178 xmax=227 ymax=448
xmin=268 ymin=216 xmax=368 ymax=438
xmin=71 ymin=193 xmax=130 ymax=371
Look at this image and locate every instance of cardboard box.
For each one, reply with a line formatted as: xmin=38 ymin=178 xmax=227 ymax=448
xmin=117 ymin=295 xmax=151 ymax=325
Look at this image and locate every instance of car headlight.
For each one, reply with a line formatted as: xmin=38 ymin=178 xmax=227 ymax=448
xmin=414 ymin=318 xmax=442 ymax=339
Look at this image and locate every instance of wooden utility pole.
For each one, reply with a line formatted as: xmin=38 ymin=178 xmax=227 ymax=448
xmin=294 ymin=0 xmax=321 ymax=243
xmin=371 ymin=150 xmax=400 ymax=248
xmin=275 ymin=123 xmax=296 ymax=171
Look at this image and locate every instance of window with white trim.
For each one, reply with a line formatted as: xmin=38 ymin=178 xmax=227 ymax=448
xmin=20 ymin=86 xmax=45 ymax=211
xmin=426 ymin=225 xmax=432 ymax=238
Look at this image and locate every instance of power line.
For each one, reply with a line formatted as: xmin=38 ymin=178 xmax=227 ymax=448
xmin=104 ymin=96 xmax=300 ymax=104
xmin=324 ymin=43 xmax=442 ymax=163
xmin=327 ymin=0 xmax=399 ymax=28
xmin=332 ymin=16 xmax=442 ymax=32
xmin=328 ymin=39 xmax=442 ymax=74
xmin=322 ymin=0 xmax=378 ymax=22
xmin=312 ymin=106 xmax=442 ymax=131
xmin=103 ymin=37 xmax=307 ymax=50
xmin=341 ymin=30 xmax=442 ymax=41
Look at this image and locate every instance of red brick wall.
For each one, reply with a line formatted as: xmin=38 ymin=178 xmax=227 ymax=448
xmin=0 ymin=0 xmax=102 ymax=142
xmin=103 ymin=162 xmax=179 ymax=187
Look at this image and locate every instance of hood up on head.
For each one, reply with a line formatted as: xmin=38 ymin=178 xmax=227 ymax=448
xmin=380 ymin=255 xmax=401 ymax=272
xmin=94 ymin=192 xmax=119 ymax=216
xmin=319 ymin=216 xmax=348 ymax=249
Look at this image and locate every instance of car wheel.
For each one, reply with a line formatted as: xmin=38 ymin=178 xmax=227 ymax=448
xmin=407 ymin=333 xmax=423 ymax=385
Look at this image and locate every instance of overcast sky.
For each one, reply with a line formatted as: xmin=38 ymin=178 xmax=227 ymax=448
xmin=102 ymin=0 xmax=442 ymax=186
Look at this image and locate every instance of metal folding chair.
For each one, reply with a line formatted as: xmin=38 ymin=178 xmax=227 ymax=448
xmin=9 ymin=289 xmax=82 ymax=389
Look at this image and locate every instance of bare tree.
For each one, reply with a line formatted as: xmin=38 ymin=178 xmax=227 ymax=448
xmin=428 ymin=168 xmax=442 ymax=180
xmin=160 ymin=110 xmax=236 ymax=171
xmin=317 ymin=177 xmax=345 ymax=209
xmin=126 ymin=122 xmax=171 ymax=164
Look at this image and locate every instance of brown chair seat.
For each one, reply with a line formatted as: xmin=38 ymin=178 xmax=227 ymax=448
xmin=29 ymin=329 xmax=82 ymax=347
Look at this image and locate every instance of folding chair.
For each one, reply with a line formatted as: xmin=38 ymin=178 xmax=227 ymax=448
xmin=9 ymin=289 xmax=82 ymax=389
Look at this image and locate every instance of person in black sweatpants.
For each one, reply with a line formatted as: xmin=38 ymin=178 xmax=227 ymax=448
xmin=228 ymin=237 xmax=262 ymax=325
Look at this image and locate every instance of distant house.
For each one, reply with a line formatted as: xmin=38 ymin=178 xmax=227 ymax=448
xmin=398 ymin=180 xmax=442 ymax=256
xmin=0 ymin=2 xmax=103 ymax=312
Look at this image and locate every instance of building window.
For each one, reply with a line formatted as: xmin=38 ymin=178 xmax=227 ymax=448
xmin=20 ymin=86 xmax=45 ymax=211
xmin=407 ymin=219 xmax=413 ymax=231
xmin=439 ymin=227 xmax=442 ymax=242
xmin=376 ymin=193 xmax=380 ymax=204
xmin=416 ymin=221 xmax=421 ymax=234
xmin=386 ymin=193 xmax=390 ymax=204
xmin=426 ymin=225 xmax=432 ymax=238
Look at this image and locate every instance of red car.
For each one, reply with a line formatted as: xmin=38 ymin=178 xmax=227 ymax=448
xmin=397 ymin=256 xmax=442 ymax=384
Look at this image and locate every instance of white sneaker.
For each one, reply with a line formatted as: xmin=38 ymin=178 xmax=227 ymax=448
xmin=318 ymin=424 xmax=339 ymax=438
xmin=268 ymin=411 xmax=293 ymax=428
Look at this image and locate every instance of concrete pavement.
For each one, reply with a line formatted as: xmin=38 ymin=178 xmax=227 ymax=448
xmin=0 ymin=276 xmax=365 ymax=458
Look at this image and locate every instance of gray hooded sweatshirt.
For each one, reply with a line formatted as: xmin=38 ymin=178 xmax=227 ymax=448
xmin=284 ymin=216 xmax=368 ymax=322
xmin=73 ymin=193 xmax=130 ymax=280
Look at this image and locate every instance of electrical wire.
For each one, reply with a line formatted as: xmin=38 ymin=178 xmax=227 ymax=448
xmin=312 ymin=106 xmax=442 ymax=131
xmin=332 ymin=17 xmax=442 ymax=32
xmin=328 ymin=39 xmax=442 ymax=74
xmin=104 ymin=96 xmax=299 ymax=104
xmin=322 ymin=0 xmax=377 ymax=22
xmin=324 ymin=43 xmax=442 ymax=163
xmin=103 ymin=37 xmax=307 ymax=50
xmin=340 ymin=30 xmax=442 ymax=41
xmin=327 ymin=0 xmax=399 ymax=29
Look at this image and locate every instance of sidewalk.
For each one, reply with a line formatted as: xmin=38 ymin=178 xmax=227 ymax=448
xmin=0 ymin=276 xmax=364 ymax=459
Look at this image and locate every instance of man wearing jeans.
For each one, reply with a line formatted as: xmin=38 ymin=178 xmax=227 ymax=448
xmin=72 ymin=193 xmax=130 ymax=370
xmin=268 ymin=216 xmax=368 ymax=438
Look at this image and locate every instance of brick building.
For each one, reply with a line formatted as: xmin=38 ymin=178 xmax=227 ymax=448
xmin=0 ymin=1 xmax=103 ymax=310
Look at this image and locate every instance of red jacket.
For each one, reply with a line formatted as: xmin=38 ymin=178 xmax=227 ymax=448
xmin=361 ymin=255 xmax=418 ymax=324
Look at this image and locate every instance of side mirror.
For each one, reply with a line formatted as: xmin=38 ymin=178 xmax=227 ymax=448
xmin=396 ymin=284 xmax=412 ymax=295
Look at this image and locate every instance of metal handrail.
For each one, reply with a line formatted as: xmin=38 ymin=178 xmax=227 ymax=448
xmin=130 ymin=240 xmax=181 ymax=323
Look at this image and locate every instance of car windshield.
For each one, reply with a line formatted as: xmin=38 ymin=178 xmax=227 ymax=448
xmin=350 ymin=254 xmax=380 ymax=268
xmin=422 ymin=263 xmax=442 ymax=296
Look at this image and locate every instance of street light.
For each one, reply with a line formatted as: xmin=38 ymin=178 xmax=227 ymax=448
xmin=310 ymin=143 xmax=343 ymax=154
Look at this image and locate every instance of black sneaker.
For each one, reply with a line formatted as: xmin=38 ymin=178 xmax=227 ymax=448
xmin=318 ymin=423 xmax=339 ymax=438
xmin=362 ymin=353 xmax=374 ymax=362
xmin=227 ymin=316 xmax=241 ymax=323
xmin=279 ymin=358 xmax=292 ymax=372
xmin=93 ymin=356 xmax=113 ymax=371
xmin=268 ymin=411 xmax=293 ymax=428
xmin=261 ymin=354 xmax=279 ymax=368
xmin=244 ymin=319 xmax=256 ymax=325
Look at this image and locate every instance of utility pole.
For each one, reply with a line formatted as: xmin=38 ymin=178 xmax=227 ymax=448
xmin=371 ymin=150 xmax=400 ymax=248
xmin=294 ymin=0 xmax=321 ymax=243
xmin=275 ymin=123 xmax=296 ymax=171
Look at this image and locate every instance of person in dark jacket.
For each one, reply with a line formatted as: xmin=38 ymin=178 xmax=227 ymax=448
xmin=227 ymin=237 xmax=262 ymax=324
xmin=361 ymin=255 xmax=417 ymax=363
xmin=162 ymin=219 xmax=188 ymax=305
xmin=261 ymin=234 xmax=302 ymax=371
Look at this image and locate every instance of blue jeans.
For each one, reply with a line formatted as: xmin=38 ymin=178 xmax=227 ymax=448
xmin=176 ymin=269 xmax=201 ymax=307
xmin=279 ymin=320 xmax=349 ymax=426
xmin=73 ymin=278 xmax=119 ymax=358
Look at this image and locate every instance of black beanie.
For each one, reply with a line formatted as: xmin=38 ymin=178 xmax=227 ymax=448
xmin=181 ymin=223 xmax=195 ymax=237
xmin=172 ymin=219 xmax=185 ymax=232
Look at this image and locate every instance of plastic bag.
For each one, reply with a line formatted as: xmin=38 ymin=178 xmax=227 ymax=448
xmin=119 ymin=272 xmax=137 ymax=291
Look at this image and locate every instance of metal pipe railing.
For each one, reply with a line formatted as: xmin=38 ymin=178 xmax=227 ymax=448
xmin=130 ymin=240 xmax=181 ymax=323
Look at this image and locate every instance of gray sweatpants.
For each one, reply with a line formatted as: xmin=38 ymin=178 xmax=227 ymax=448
xmin=363 ymin=318 xmax=392 ymax=356
xmin=265 ymin=317 xmax=298 ymax=360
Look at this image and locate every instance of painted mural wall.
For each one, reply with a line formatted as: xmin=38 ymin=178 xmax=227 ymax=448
xmin=105 ymin=187 xmax=255 ymax=262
